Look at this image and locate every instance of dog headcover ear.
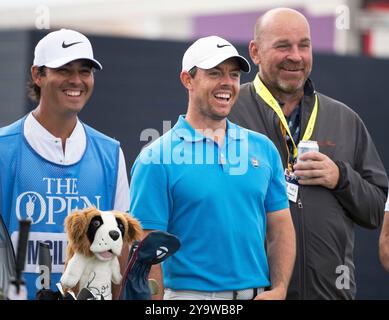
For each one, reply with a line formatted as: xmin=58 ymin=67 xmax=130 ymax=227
xmin=65 ymin=207 xmax=98 ymax=257
xmin=121 ymin=213 xmax=142 ymax=244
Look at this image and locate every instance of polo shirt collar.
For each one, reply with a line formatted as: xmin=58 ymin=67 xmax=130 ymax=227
xmin=226 ymin=119 xmax=245 ymax=141
xmin=173 ymin=115 xmax=204 ymax=142
xmin=173 ymin=115 xmax=245 ymax=142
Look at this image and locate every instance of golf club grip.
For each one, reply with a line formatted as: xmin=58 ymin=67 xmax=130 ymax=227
xmin=38 ymin=241 xmax=52 ymax=273
xmin=15 ymin=220 xmax=31 ymax=276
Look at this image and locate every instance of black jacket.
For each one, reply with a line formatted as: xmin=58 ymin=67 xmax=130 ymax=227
xmin=229 ymin=79 xmax=388 ymax=299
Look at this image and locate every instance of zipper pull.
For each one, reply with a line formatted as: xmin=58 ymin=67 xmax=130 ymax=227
xmin=297 ymin=198 xmax=303 ymax=208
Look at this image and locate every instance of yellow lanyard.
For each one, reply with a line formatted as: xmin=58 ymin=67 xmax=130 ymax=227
xmin=253 ymin=74 xmax=318 ymax=160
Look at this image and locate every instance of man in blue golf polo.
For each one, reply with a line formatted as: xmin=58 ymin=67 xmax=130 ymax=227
xmin=130 ymin=36 xmax=296 ymax=300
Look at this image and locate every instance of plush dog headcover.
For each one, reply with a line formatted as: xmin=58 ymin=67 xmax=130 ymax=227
xmin=65 ymin=207 xmax=142 ymax=260
xmin=61 ymin=207 xmax=142 ymax=299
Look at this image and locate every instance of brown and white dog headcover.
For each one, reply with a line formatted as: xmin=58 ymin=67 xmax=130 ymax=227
xmin=60 ymin=207 xmax=142 ymax=299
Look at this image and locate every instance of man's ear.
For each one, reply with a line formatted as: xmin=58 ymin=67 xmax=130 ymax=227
xmin=249 ymin=40 xmax=261 ymax=66
xmin=180 ymin=71 xmax=193 ymax=90
xmin=31 ymin=66 xmax=43 ymax=87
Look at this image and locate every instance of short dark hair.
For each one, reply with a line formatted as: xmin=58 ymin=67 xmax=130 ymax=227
xmin=27 ymin=66 xmax=46 ymax=102
xmin=188 ymin=66 xmax=197 ymax=78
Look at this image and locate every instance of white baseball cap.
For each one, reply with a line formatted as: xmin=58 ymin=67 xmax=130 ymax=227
xmin=182 ymin=35 xmax=250 ymax=73
xmin=33 ymin=28 xmax=102 ymax=70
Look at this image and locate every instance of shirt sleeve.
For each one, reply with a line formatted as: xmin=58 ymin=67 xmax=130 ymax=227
xmin=333 ymin=115 xmax=387 ymax=228
xmin=264 ymin=141 xmax=289 ymax=213
xmin=386 ymin=189 xmax=389 ymax=212
xmin=113 ymin=147 xmax=130 ymax=212
xmin=129 ymin=152 xmax=170 ymax=231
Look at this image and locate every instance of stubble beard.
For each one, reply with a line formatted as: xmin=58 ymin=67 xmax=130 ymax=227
xmin=200 ymin=106 xmax=228 ymax=122
xmin=276 ymin=77 xmax=306 ymax=95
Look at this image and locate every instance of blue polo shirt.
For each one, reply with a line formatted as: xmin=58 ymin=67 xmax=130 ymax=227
xmin=130 ymin=115 xmax=288 ymax=291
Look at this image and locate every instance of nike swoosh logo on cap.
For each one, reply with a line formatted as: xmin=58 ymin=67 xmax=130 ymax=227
xmin=62 ymin=41 xmax=83 ymax=48
xmin=217 ymin=44 xmax=230 ymax=48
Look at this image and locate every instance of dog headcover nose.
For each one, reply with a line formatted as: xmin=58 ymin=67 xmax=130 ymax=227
xmin=109 ymin=230 xmax=120 ymax=241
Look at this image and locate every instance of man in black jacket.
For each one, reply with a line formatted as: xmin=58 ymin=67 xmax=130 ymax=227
xmin=229 ymin=7 xmax=388 ymax=299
